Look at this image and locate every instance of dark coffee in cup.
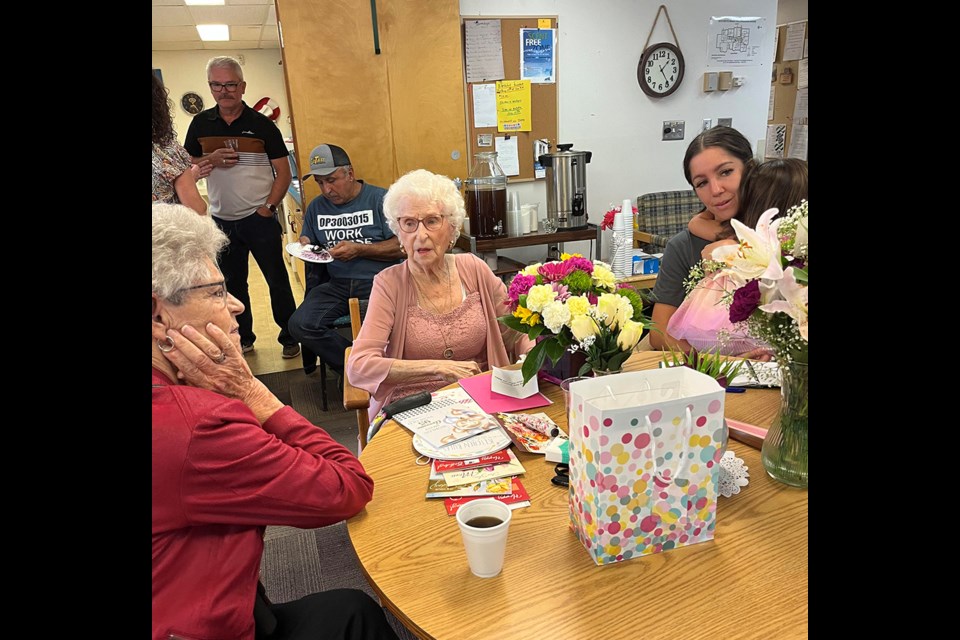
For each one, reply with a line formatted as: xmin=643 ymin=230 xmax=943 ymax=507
xmin=464 ymin=516 xmax=503 ymax=528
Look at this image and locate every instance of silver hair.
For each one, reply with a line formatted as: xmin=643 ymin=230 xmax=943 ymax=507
xmin=382 ymin=169 xmax=465 ymax=241
xmin=152 ymin=203 xmax=228 ymax=305
xmin=206 ymin=56 xmax=244 ymax=81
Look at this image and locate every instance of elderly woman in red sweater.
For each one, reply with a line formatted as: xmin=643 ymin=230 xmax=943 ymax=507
xmin=151 ymin=203 xmax=398 ymax=640
xmin=346 ymin=169 xmax=534 ymax=421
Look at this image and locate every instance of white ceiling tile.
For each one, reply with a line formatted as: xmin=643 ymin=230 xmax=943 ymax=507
xmin=153 ymin=25 xmax=205 ymax=42
xmin=228 ymin=0 xmax=272 ymax=5
xmin=152 ymin=0 xmax=185 ymax=6
xmin=266 ymin=5 xmax=276 ymax=25
xmin=189 ymin=6 xmax=267 ymax=24
xmin=153 ymin=41 xmax=205 ymax=51
xmin=231 ymin=25 xmax=262 ymax=40
xmin=206 ymin=40 xmax=261 ymax=50
xmin=260 ymin=25 xmax=279 ymax=41
xmin=153 ymin=6 xmax=194 ymax=27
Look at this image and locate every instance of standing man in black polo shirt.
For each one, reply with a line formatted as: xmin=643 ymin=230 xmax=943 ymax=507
xmin=184 ymin=56 xmax=300 ymax=359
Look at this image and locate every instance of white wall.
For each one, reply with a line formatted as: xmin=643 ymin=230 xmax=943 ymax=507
xmin=152 ymin=50 xmax=292 ymax=145
xmin=460 ymin=0 xmax=778 ymax=264
xmin=777 ymin=0 xmax=807 ymax=24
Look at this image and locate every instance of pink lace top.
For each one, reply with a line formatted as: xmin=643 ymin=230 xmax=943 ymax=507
xmin=386 ymin=291 xmax=488 ymax=405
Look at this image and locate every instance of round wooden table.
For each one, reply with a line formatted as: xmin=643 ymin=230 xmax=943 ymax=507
xmin=347 ymin=352 xmax=807 ymax=639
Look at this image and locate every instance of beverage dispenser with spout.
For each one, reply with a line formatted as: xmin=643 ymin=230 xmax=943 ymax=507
xmin=464 ymin=151 xmax=507 ymax=239
xmin=539 ymin=143 xmax=592 ymax=230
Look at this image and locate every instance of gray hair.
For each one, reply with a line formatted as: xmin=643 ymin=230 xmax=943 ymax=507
xmin=382 ymin=169 xmax=466 ymax=240
xmin=206 ymin=56 xmax=243 ymax=81
xmin=152 ymin=203 xmax=228 ymax=305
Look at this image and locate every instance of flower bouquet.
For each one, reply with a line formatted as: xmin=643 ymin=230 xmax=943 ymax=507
xmin=696 ymin=200 xmax=808 ymax=487
xmin=499 ymin=254 xmax=650 ymax=384
xmin=600 ymin=202 xmax=638 ymax=231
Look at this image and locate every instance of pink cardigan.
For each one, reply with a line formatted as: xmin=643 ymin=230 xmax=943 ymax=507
xmin=347 ymin=252 xmax=534 ymax=419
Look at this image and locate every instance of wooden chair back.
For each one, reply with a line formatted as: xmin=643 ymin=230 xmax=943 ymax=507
xmin=342 ymin=297 xmax=371 ymax=451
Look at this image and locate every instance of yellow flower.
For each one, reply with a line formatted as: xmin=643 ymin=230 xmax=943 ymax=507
xmin=570 ymin=314 xmax=598 ymax=341
xmin=521 ymin=263 xmax=542 ymax=276
xmin=565 ymin=295 xmax=591 ymax=317
xmin=596 ymin=293 xmax=632 ymax=329
xmin=559 ymin=252 xmax=583 ymax=260
xmin=617 ymin=319 xmax=644 ymax=350
xmin=525 ymin=284 xmax=557 ymax=312
xmin=591 ymin=263 xmax=616 ymax=291
xmin=513 ymin=305 xmax=541 ymax=326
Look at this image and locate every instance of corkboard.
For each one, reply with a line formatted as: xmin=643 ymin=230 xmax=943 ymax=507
xmin=768 ymin=21 xmax=808 ymax=157
xmin=462 ymin=16 xmax=559 ymax=183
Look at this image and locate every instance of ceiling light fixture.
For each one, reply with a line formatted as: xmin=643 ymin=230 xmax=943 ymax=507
xmin=196 ymin=24 xmax=230 ymax=41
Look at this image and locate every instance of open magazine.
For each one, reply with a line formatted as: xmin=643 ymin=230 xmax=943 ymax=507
xmin=392 ymin=387 xmax=502 ymax=449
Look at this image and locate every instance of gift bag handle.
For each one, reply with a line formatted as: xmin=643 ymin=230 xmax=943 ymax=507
xmin=643 ymin=405 xmax=692 ymax=484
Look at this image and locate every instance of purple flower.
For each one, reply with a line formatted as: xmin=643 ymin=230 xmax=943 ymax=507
xmin=507 ymin=274 xmax=538 ymax=304
xmin=729 ymin=279 xmax=761 ymax=323
xmin=586 ymin=293 xmax=598 ymax=305
xmin=552 ymin=282 xmax=570 ymax=302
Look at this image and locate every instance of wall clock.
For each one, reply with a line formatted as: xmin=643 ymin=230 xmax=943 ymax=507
xmin=181 ymin=92 xmax=205 ymax=115
xmin=637 ymin=42 xmax=684 ymax=98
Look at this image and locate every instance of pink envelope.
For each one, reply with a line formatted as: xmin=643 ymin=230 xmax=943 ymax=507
xmin=458 ymin=373 xmax=552 ymax=415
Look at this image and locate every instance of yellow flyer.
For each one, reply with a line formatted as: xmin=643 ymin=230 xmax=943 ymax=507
xmin=496 ymin=80 xmax=531 ymax=132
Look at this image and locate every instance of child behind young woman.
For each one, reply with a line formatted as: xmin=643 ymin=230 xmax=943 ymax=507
xmin=667 ymin=158 xmax=808 ymax=355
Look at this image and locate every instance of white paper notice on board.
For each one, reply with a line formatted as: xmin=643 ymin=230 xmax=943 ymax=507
xmin=792 ymin=87 xmax=808 ymax=125
xmin=707 ymin=16 xmax=767 ymax=67
xmin=788 ymin=124 xmax=807 ymax=161
xmin=494 ymin=136 xmax=520 ymax=176
xmin=782 ymin=22 xmax=805 ymax=61
xmin=472 ymin=83 xmax=497 ymax=128
xmin=797 ymin=58 xmax=808 ymax=89
xmin=465 ymin=19 xmax=505 ymax=83
xmin=768 ymin=89 xmax=775 ymax=121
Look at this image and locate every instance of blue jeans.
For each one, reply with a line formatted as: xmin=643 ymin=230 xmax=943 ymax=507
xmin=288 ymin=277 xmax=373 ymax=375
xmin=213 ymin=212 xmax=298 ymax=348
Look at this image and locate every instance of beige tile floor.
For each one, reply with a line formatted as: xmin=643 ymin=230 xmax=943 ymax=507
xmin=243 ymin=254 xmax=306 ymax=376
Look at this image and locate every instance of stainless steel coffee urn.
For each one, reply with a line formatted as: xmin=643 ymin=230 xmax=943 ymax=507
xmin=539 ymin=143 xmax=592 ymax=230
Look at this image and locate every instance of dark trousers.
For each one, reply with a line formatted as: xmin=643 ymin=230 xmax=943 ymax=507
xmin=214 ymin=213 xmax=297 ymax=347
xmin=288 ymin=278 xmax=373 ymax=376
xmin=258 ymin=589 xmax=400 ymax=640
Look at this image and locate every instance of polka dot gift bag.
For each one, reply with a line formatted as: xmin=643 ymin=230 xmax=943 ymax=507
xmin=566 ymin=369 xmax=725 ymax=565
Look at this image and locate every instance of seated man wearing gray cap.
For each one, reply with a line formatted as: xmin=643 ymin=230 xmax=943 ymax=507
xmin=289 ymin=144 xmax=404 ymax=381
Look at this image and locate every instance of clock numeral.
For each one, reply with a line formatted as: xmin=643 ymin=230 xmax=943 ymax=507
xmin=647 ymin=61 xmax=653 ymax=68
xmin=658 ymin=83 xmax=663 ymax=91
xmin=672 ymin=66 xmax=678 ymax=74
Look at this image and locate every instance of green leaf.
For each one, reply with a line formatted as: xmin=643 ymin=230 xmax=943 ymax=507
xmin=544 ymin=338 xmax=566 ymax=363
xmin=528 ymin=323 xmax=546 ymax=339
xmin=498 ymin=314 xmax=525 ymax=332
xmin=792 ymin=268 xmax=808 ymax=284
xmin=606 ymin=350 xmax=632 ymax=370
xmin=521 ymin=340 xmax=549 ymax=384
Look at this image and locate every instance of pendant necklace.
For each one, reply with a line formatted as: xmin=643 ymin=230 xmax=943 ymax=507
xmin=412 ymin=258 xmax=455 ymax=359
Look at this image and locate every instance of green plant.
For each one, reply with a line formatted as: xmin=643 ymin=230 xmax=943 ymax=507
xmin=661 ymin=348 xmax=745 ymax=386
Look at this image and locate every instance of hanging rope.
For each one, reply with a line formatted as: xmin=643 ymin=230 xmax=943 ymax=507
xmin=643 ymin=4 xmax=681 ymax=51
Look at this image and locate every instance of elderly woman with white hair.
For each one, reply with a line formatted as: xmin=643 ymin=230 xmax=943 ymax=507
xmin=151 ymin=202 xmax=398 ymax=640
xmin=346 ymin=169 xmax=534 ymax=420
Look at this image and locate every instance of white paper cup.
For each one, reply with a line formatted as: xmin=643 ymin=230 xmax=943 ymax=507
xmin=455 ymin=499 xmax=512 ymax=578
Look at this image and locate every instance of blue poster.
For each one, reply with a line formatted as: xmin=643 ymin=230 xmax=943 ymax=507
xmin=520 ymin=28 xmax=556 ymax=84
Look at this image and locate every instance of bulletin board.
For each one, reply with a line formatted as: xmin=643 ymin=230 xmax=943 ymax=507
xmin=462 ymin=16 xmax=559 ymax=183
xmin=767 ymin=21 xmax=808 ymax=160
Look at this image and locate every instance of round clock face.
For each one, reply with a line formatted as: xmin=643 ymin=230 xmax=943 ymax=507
xmin=637 ymin=43 xmax=685 ymax=98
xmin=181 ymin=92 xmax=204 ymax=115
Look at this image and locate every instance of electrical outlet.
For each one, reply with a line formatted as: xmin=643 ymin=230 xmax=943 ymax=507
xmin=718 ymin=117 xmax=733 ymax=128
xmin=662 ymin=120 xmax=685 ymax=141
xmin=702 ymin=118 xmax=713 ymax=132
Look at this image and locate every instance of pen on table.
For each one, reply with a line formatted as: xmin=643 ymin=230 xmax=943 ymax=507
xmin=725 ymin=387 xmax=746 ymax=393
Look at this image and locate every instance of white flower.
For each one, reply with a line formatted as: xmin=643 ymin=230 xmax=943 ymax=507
xmin=540 ymin=300 xmax=571 ymax=334
xmin=595 ymin=293 xmax=633 ymax=330
xmin=524 ymin=284 xmax=556 ymax=312
xmin=712 ymin=207 xmax=784 ymax=285
xmin=759 ymin=267 xmax=808 ymax=342
xmin=521 ymin=263 xmax=542 ymax=276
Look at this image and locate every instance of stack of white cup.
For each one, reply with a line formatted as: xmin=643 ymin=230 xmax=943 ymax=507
xmin=611 ymin=198 xmax=633 ymax=278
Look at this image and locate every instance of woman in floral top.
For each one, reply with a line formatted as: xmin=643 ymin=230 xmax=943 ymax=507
xmin=152 ymin=74 xmax=208 ymax=214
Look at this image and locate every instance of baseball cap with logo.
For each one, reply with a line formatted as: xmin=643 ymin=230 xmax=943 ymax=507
xmin=301 ymin=144 xmax=351 ymax=179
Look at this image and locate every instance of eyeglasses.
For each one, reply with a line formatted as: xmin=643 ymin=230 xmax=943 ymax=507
xmin=397 ymin=215 xmax=446 ymax=233
xmin=174 ymin=280 xmax=228 ymax=306
xmin=208 ymin=81 xmax=241 ymax=92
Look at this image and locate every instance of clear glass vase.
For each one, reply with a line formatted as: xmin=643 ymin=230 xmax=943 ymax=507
xmin=760 ymin=361 xmax=808 ymax=488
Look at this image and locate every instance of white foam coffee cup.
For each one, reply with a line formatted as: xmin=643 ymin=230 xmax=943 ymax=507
xmin=455 ymin=499 xmax=512 ymax=578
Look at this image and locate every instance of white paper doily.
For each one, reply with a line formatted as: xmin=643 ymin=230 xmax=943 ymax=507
xmin=718 ymin=450 xmax=750 ymax=498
